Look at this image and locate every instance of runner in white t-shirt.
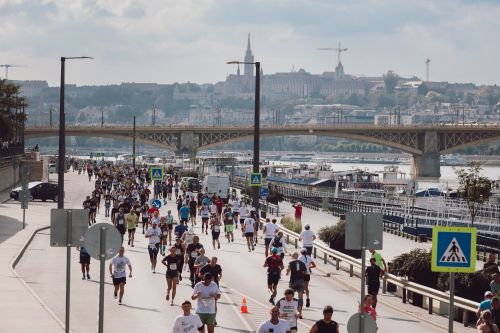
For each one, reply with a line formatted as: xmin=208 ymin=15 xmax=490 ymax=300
xmin=243 ymin=216 xmax=256 ymax=252
xmin=171 ymin=300 xmax=204 ymax=333
xmin=276 ymin=289 xmax=300 ymax=333
xmin=239 ymin=203 xmax=248 ymax=226
xmin=299 ymin=224 xmax=316 ymax=256
xmin=192 ymin=273 xmax=221 ymax=333
xmin=109 ymin=247 xmax=132 ymax=305
xmin=257 ymin=306 xmax=291 ymax=333
xmin=264 ymin=218 xmax=280 ymax=257
xmin=145 ymin=222 xmax=162 ymax=273
xmin=231 ymin=199 xmax=240 ymax=228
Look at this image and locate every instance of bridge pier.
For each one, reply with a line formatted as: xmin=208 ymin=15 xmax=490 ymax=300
xmin=411 ymin=131 xmax=441 ymax=179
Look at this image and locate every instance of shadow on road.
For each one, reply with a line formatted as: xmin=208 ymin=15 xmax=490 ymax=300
xmin=0 ymin=214 xmax=22 ymax=245
xmin=119 ymin=304 xmax=160 ymax=312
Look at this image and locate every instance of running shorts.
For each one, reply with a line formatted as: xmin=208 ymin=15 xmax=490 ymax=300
xmin=225 ymin=224 xmax=234 ymax=233
xmin=289 ymin=279 xmax=305 ymax=293
xmin=112 ymin=277 xmax=126 ymax=285
xmin=368 ymin=280 xmax=380 ymax=295
xmin=148 ymin=243 xmax=160 ymax=259
xmin=245 ymin=232 xmax=254 ymax=238
xmin=267 ymin=271 xmax=281 ymax=285
xmin=212 ymin=231 xmax=220 ymax=240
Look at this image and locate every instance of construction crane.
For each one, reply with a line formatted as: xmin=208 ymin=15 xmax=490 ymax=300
xmin=0 ymin=64 xmax=27 ymax=80
xmin=318 ymin=42 xmax=348 ymax=71
xmin=425 ymin=59 xmax=431 ymax=82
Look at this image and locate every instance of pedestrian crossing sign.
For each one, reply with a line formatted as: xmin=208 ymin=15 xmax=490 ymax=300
xmin=249 ymin=173 xmax=262 ymax=186
xmin=431 ymin=226 xmax=476 ymax=273
xmin=150 ymin=166 xmax=164 ymax=181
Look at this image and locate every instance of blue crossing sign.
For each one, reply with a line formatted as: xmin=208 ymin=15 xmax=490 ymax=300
xmin=249 ymin=173 xmax=262 ymax=186
xmin=260 ymin=187 xmax=269 ymax=198
xmin=431 ymin=226 xmax=476 ymax=273
xmin=150 ymin=166 xmax=164 ymax=181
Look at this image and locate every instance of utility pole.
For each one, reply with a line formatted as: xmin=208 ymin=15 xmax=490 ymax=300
xmin=133 ymin=116 xmax=136 ymax=168
xmin=101 ymin=107 xmax=104 ymax=127
xmin=49 ymin=105 xmax=53 ymax=127
xmin=152 ymin=105 xmax=157 ymax=126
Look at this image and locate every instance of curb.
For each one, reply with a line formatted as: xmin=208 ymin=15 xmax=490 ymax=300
xmin=9 ymin=225 xmax=66 ymax=331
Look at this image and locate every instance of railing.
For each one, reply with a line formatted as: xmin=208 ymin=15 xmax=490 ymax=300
xmin=260 ymin=218 xmax=479 ymax=327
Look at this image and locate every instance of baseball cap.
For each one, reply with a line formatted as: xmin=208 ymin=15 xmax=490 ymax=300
xmin=271 ymin=247 xmax=278 ymax=254
xmin=305 ymin=224 xmax=310 ymax=229
xmin=485 ymin=291 xmax=494 ymax=297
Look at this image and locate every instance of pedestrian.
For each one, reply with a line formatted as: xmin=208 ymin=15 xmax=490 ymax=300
xmin=491 ymin=274 xmax=500 ymax=297
xmin=477 ymin=310 xmax=500 ymax=333
xmin=145 ymin=221 xmax=162 ymax=273
xmin=194 ymin=248 xmax=210 ymax=285
xmin=162 ymin=246 xmax=179 ymax=306
xmin=293 ymin=202 xmax=302 ymax=224
xmin=308 ymin=305 xmax=339 ymax=333
xmin=484 ymin=254 xmax=499 ymax=274
xmin=109 ymin=246 xmax=132 ymax=305
xmin=359 ymin=294 xmax=377 ymax=321
xmin=186 ymin=236 xmax=204 ymax=288
xmin=256 ymin=306 xmax=291 ymax=333
xmin=192 ymin=273 xmax=221 ymax=333
xmin=126 ymin=210 xmax=137 ymax=247
xmin=272 ymin=231 xmax=287 ymax=259
xmin=77 ymin=245 xmax=91 ymax=280
xmin=189 ymin=197 xmax=198 ymax=226
xmin=200 ymin=203 xmax=210 ymax=235
xmin=263 ymin=218 xmax=280 ymax=257
xmin=264 ymin=247 xmax=285 ymax=305
xmin=369 ymin=248 xmax=387 ymax=273
xmin=174 ymin=220 xmax=188 ymax=239
xmin=299 ymin=248 xmax=316 ymax=308
xmin=174 ymin=238 xmax=185 ymax=282
xmin=171 ymin=300 xmax=205 ymax=333
xmin=299 ymin=224 xmax=316 ymax=256
xmin=199 ymin=257 xmax=223 ymax=286
xmin=478 ymin=291 xmax=494 ymax=319
xmin=166 ymin=210 xmax=175 ymax=246
xmin=114 ymin=208 xmax=127 ymax=243
xmin=243 ymin=212 xmax=256 ymax=252
xmin=224 ymin=206 xmax=234 ymax=243
xmin=286 ymin=252 xmax=308 ymax=317
xmin=276 ymin=289 xmax=300 ymax=333
xmin=365 ymin=257 xmax=383 ymax=308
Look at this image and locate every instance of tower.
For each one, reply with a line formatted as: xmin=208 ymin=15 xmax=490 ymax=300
xmin=425 ymin=58 xmax=431 ymax=82
xmin=244 ymin=33 xmax=254 ymax=76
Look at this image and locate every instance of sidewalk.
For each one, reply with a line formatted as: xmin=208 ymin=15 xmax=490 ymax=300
xmin=0 ymin=190 xmax=63 ymax=331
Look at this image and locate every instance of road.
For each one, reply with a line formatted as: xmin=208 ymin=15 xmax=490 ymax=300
xmin=10 ymin=171 xmax=477 ymax=332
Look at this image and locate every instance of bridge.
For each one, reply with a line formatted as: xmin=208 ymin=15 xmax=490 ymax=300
xmin=25 ymin=124 xmax=500 ymax=178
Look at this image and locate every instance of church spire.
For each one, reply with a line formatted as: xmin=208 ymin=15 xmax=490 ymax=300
xmin=244 ymin=33 xmax=254 ymax=76
xmin=247 ymin=33 xmax=251 ymax=52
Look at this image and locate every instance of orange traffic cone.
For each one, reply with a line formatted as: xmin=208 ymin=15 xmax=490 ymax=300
xmin=240 ymin=296 xmax=249 ymax=314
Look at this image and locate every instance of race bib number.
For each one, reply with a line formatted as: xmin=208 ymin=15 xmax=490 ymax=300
xmin=175 ymin=249 xmax=181 ymax=255
xmin=214 ymin=226 xmax=220 ymax=232
xmin=118 ymin=219 xmax=124 ymax=225
xmin=163 ymin=231 xmax=168 ymax=236
xmin=201 ymin=297 xmax=212 ymax=307
xmin=191 ymin=251 xmax=197 ymax=258
xmin=149 ymin=244 xmax=157 ymax=249
xmin=116 ymin=263 xmax=126 ymax=273
xmin=169 ymin=263 xmax=177 ymax=270
xmin=283 ymin=305 xmax=295 ymax=322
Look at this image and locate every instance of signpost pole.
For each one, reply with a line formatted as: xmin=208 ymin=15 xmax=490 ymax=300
xmin=359 ymin=213 xmax=367 ymax=333
xmin=22 ymin=208 xmax=26 ymax=229
xmin=449 ymin=272 xmax=455 ymax=333
xmin=98 ymin=226 xmax=107 ymax=333
xmin=65 ymin=210 xmax=72 ymax=333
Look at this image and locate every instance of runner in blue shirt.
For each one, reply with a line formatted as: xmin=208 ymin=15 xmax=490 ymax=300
xmin=179 ymin=203 xmax=190 ymax=225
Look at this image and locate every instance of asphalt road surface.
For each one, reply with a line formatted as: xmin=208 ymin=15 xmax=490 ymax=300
xmin=15 ymin=172 xmax=463 ymax=332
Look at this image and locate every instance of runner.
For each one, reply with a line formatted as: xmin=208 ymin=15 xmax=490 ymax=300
xmin=200 ymin=203 xmax=210 ymax=235
xmin=365 ymin=257 xmax=383 ymax=308
xmin=239 ymin=201 xmax=249 ymax=228
xmin=114 ymin=208 xmax=127 ymax=243
xmin=174 ymin=220 xmax=188 ymax=240
xmin=199 ymin=257 xmax=223 ymax=286
xmin=232 ymin=197 xmax=240 ymax=229
xmin=194 ymin=248 xmax=210 ymax=286
xmin=264 ymin=247 xmax=285 ymax=305
xmin=189 ymin=197 xmax=198 ymax=226
xmin=171 ymin=300 xmax=204 ymax=333
xmin=145 ymin=221 xmax=162 ymax=273
xmin=286 ymin=252 xmax=308 ymax=317
xmin=272 ymin=231 xmax=287 ymax=259
xmin=299 ymin=248 xmax=316 ymax=308
xmin=159 ymin=216 xmax=168 ymax=255
xmin=126 ymin=210 xmax=137 ymax=247
xmin=264 ymin=218 xmax=280 ymax=257
xmin=210 ymin=214 xmax=221 ymax=250
xmin=256 ymin=306 xmax=291 ymax=333
xmin=82 ymin=195 xmax=93 ymax=226
xmin=179 ymin=203 xmax=190 ymax=226
xmin=369 ymin=248 xmax=388 ymax=273
xmin=299 ymin=224 xmax=316 ymax=256
xmin=104 ymin=192 xmax=112 ymax=218
xmin=166 ymin=210 xmax=174 ymax=246
xmin=243 ymin=213 xmax=256 ymax=252
xmin=186 ymin=236 xmax=204 ymax=288
xmin=224 ymin=206 xmax=234 ymax=243
xmin=276 ymin=289 xmax=300 ymax=333
xmin=161 ymin=246 xmax=179 ymax=306
xmin=309 ymin=305 xmax=339 ymax=333
xmin=109 ymin=247 xmax=132 ymax=305
xmin=174 ymin=238 xmax=185 ymax=282
xmin=192 ymin=273 xmax=221 ymax=333
xmin=77 ymin=245 xmax=91 ymax=280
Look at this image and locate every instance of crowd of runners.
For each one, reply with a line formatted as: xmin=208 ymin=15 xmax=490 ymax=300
xmin=74 ymin=159 xmax=363 ymax=333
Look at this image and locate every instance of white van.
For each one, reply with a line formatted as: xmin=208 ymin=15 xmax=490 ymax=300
xmin=205 ymin=175 xmax=230 ymax=199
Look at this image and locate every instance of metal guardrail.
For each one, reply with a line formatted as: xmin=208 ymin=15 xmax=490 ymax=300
xmin=263 ymin=219 xmax=480 ymax=327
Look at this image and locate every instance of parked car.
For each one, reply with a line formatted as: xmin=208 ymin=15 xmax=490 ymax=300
xmin=185 ymin=178 xmax=201 ymax=192
xmin=10 ymin=181 xmax=59 ymax=202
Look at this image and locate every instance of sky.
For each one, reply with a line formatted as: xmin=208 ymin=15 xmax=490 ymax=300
xmin=0 ymin=0 xmax=499 ymax=86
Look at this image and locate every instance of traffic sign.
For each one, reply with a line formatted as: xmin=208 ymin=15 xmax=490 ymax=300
xmin=345 ymin=212 xmax=383 ymax=250
xmin=260 ymin=187 xmax=269 ymax=198
xmin=150 ymin=166 xmax=164 ymax=181
xmin=347 ymin=313 xmax=377 ymax=333
xmin=83 ymin=223 xmax=122 ymax=260
xmin=431 ymin=226 xmax=476 ymax=273
xmin=50 ymin=209 xmax=88 ymax=247
xmin=249 ymin=173 xmax=262 ymax=186
xmin=20 ymin=189 xmax=29 ymax=209
xmin=151 ymin=199 xmax=162 ymax=208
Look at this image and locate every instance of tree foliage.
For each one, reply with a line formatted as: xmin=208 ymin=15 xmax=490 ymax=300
xmin=383 ymin=70 xmax=399 ymax=94
xmin=0 ymin=79 xmax=26 ymax=140
xmin=317 ymin=219 xmax=361 ymax=258
xmin=390 ymin=249 xmax=439 ymax=287
xmin=454 ymin=162 xmax=492 ymax=225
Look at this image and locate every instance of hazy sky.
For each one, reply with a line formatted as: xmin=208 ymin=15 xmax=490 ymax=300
xmin=1 ymin=0 xmax=499 ymax=86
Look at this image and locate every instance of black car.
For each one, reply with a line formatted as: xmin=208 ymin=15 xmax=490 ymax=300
xmin=10 ymin=181 xmax=59 ymax=202
xmin=186 ymin=178 xmax=201 ymax=192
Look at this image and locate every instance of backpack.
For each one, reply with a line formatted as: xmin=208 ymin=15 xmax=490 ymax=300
xmin=272 ymin=236 xmax=282 ymax=248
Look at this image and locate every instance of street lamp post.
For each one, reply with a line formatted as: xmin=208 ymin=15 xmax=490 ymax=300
xmin=227 ymin=60 xmax=260 ymax=215
xmin=58 ymin=56 xmax=92 ymax=333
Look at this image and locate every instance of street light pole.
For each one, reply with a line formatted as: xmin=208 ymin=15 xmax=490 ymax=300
xmin=253 ymin=61 xmax=261 ymax=215
xmin=133 ymin=115 xmax=136 ymax=169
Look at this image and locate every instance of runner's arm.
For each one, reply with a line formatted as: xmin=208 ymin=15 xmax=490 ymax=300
xmin=309 ymin=323 xmax=318 ymax=333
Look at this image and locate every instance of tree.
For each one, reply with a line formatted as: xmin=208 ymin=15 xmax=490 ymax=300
xmin=0 ymin=79 xmax=26 ymax=141
xmin=454 ymin=162 xmax=492 ymax=225
xmin=417 ymin=82 xmax=429 ymax=96
xmin=383 ymin=70 xmax=399 ymax=94
xmin=390 ymin=249 xmax=439 ymax=288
